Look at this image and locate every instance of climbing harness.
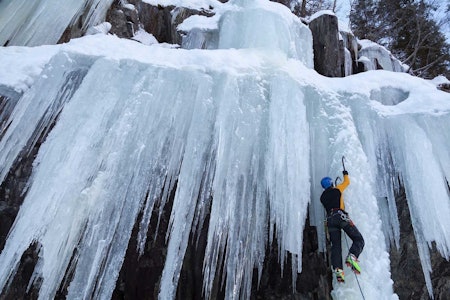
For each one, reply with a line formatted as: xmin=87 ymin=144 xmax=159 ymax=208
xmin=338 ymin=210 xmax=350 ymax=222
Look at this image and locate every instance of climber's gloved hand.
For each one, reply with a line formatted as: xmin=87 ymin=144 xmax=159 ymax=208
xmin=343 ymin=170 xmax=348 ymax=175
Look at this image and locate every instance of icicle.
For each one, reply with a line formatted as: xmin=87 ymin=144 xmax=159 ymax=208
xmin=0 ymin=52 xmax=93 ymax=186
xmin=0 ymin=0 xmax=114 ymax=46
xmin=217 ymin=1 xmax=313 ymax=66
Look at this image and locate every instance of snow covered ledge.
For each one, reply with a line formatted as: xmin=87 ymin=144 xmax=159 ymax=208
xmin=358 ymin=39 xmax=407 ymax=73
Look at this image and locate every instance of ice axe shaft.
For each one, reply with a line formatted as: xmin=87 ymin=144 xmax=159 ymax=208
xmin=335 ymin=156 xmax=347 ymax=185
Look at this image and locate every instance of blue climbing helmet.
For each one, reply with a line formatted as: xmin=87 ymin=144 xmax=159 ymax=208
xmin=321 ymin=177 xmax=333 ymax=189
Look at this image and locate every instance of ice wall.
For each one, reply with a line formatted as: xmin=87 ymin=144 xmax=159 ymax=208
xmin=0 ymin=2 xmax=318 ymax=299
xmin=386 ymin=114 xmax=450 ymax=295
xmin=0 ymin=52 xmax=93 ymax=185
xmin=0 ymin=50 xmax=312 ymax=300
xmin=304 ymin=83 xmax=396 ymax=299
xmin=335 ymin=77 xmax=450 ymax=297
xmin=0 ymin=0 xmax=449 ymax=299
xmin=217 ymin=1 xmax=313 ymax=66
xmin=0 ymin=0 xmax=113 ymax=46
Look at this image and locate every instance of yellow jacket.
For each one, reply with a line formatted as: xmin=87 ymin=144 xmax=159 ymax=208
xmin=336 ymin=174 xmax=350 ymax=210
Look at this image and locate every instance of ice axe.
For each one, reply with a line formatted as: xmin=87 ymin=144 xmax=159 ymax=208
xmin=335 ymin=156 xmax=347 ymax=185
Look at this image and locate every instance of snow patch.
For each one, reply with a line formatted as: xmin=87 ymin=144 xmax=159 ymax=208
xmin=142 ymin=0 xmax=222 ymax=10
xmin=86 ymin=22 xmax=112 ymax=35
xmin=132 ymin=28 xmax=158 ymax=45
xmin=308 ymin=9 xmax=335 ymax=23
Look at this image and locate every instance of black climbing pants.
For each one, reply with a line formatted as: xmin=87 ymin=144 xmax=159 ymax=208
xmin=327 ymin=210 xmax=365 ymax=270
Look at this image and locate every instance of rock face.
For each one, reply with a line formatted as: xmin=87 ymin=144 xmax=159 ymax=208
xmin=103 ymin=1 xmax=214 ymax=46
xmin=307 ymin=12 xmax=406 ymax=77
xmin=106 ymin=2 xmax=140 ymax=39
xmin=389 ymin=189 xmax=427 ymax=299
xmin=251 ymin=217 xmax=331 ymax=300
xmin=437 ymin=83 xmax=450 ymax=93
xmin=390 ymin=188 xmax=450 ymax=300
xmin=0 ymin=102 xmax=46 ymax=299
xmin=0 ymin=126 xmax=39 ymax=254
xmin=308 ymin=13 xmax=344 ymax=77
xmin=110 ymin=202 xmax=331 ymax=300
xmin=339 ymin=30 xmax=363 ymax=75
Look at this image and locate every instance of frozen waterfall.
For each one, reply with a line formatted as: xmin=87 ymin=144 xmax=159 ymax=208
xmin=0 ymin=1 xmax=450 ymax=300
xmin=0 ymin=0 xmax=114 ymax=46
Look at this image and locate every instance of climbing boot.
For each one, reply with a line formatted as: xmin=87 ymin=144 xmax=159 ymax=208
xmin=335 ymin=268 xmax=345 ymax=283
xmin=346 ymin=254 xmax=361 ymax=274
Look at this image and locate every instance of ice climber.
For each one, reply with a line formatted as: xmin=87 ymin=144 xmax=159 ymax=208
xmin=320 ymin=170 xmax=365 ymax=283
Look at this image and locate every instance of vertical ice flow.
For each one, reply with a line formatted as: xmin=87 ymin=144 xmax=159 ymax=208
xmin=0 ymin=0 xmax=113 ymax=46
xmin=386 ymin=115 xmax=450 ymax=295
xmin=345 ymin=93 xmax=401 ymax=250
xmin=342 ymin=86 xmax=450 ymax=297
xmin=0 ymin=52 xmax=92 ymax=185
xmin=162 ymin=4 xmax=314 ymax=298
xmin=305 ymin=87 xmax=396 ymax=299
xmin=218 ymin=0 xmax=313 ymax=67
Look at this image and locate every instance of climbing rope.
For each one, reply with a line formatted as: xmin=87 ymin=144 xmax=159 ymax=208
xmin=344 ymin=235 xmax=366 ymax=300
